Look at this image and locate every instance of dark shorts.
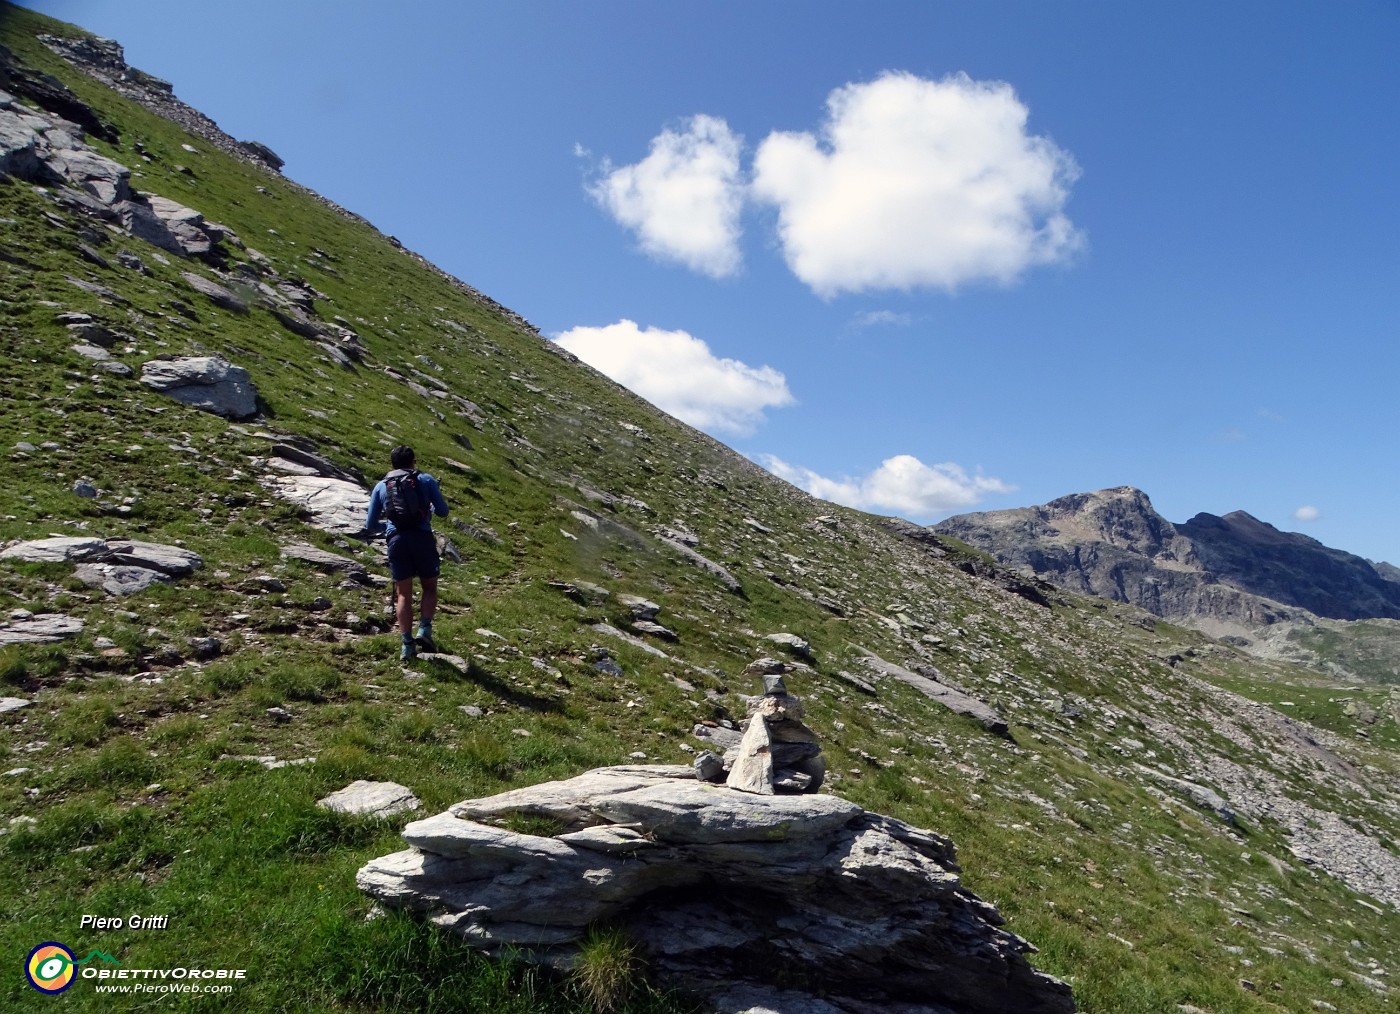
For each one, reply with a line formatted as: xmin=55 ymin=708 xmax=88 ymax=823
xmin=387 ymin=528 xmax=440 ymax=582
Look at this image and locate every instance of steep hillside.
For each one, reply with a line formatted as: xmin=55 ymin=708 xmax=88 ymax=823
xmin=3 ymin=8 xmax=1399 ymax=1013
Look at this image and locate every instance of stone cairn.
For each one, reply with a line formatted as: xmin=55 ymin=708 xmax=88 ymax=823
xmin=695 ymin=658 xmax=827 ymax=794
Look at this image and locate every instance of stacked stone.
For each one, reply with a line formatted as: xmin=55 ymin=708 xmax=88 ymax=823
xmin=696 ymin=658 xmax=826 ymax=795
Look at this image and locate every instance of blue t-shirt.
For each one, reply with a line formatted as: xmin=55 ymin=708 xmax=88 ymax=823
xmin=365 ymin=470 xmax=449 ymax=536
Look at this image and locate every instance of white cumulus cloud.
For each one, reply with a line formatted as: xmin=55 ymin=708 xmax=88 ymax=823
xmin=751 ymin=71 xmax=1083 ymax=295
xmin=587 ymin=115 xmax=745 ymax=278
xmin=756 ymin=453 xmax=1013 ymax=519
xmin=1294 ymin=505 xmax=1321 ymax=522
xmin=554 ymin=320 xmax=794 ymax=436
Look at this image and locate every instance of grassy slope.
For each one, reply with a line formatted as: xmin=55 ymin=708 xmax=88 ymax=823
xmin=2 ymin=6 xmax=1398 ymax=1012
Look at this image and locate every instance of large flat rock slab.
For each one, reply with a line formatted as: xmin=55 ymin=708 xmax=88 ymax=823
xmin=0 ymin=614 xmax=84 ymax=645
xmin=362 ymin=766 xmax=1074 ymax=1014
xmin=0 ymin=537 xmax=108 ymax=563
xmin=268 ymin=475 xmax=369 ymax=535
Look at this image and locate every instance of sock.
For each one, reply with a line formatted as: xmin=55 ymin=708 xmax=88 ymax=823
xmin=417 ymin=620 xmax=433 ymax=636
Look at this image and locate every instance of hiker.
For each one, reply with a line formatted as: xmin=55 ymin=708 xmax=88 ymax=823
xmin=364 ymin=445 xmax=450 ymax=660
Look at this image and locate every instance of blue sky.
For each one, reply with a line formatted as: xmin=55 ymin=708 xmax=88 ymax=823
xmin=18 ymin=1 xmax=1400 ymax=565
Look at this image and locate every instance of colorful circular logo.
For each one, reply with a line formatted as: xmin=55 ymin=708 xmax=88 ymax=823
xmin=26 ymin=942 xmax=76 ymax=994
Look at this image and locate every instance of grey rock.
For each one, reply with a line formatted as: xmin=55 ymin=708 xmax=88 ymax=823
xmin=657 ymin=536 xmax=743 ymax=594
xmin=72 ymin=480 xmax=98 ymax=498
xmin=280 ymin=542 xmax=368 ymax=578
xmin=591 ymin=622 xmax=669 ymax=658
xmin=318 ymin=780 xmax=421 ymax=819
xmin=71 ymin=343 xmax=111 ymax=362
xmin=360 ymin=767 xmax=1074 ymax=1014
xmin=181 ymin=271 xmax=246 ymax=312
xmin=618 ymin=594 xmax=660 ymax=621
xmin=45 ymin=144 xmax=130 ymax=203
xmin=0 ymin=697 xmax=33 ymax=714
xmin=0 ymin=614 xmax=84 ymax=645
xmin=859 ymin=649 xmax=1009 ymax=738
xmin=67 ymin=321 xmax=116 ymax=345
xmin=694 ymin=751 xmax=727 ymax=782
xmin=106 ymin=540 xmax=202 ymax=576
xmin=743 ymin=657 xmax=788 ymax=677
xmin=74 ymin=563 xmax=165 ymax=596
xmin=268 ymin=475 xmax=369 ymax=535
xmin=631 ymin=619 xmax=678 ymax=641
xmin=1 ymin=537 xmax=108 ymax=563
xmin=140 ymin=356 xmax=258 ymax=419
xmin=694 ymin=723 xmax=744 ymax=751
xmin=189 ymin=636 xmax=222 ymax=660
xmin=148 ymin=196 xmax=215 ymax=256
xmin=1135 ymin=764 xmax=1236 ymax=825
xmin=766 ymin=632 xmax=814 ymax=660
xmin=726 ymin=706 xmax=775 ymax=795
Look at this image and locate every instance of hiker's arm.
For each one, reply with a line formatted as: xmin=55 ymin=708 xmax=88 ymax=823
xmin=428 ymin=476 xmax=450 ymax=518
xmin=364 ymin=483 xmax=386 ymax=535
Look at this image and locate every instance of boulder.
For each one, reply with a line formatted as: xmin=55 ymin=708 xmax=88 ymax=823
xmin=318 ymin=781 xmax=420 ymax=819
xmin=73 ymin=563 xmax=165 ymax=596
xmin=358 ymin=766 xmax=1075 ymax=1014
xmin=268 ymin=475 xmax=369 ymax=535
xmin=140 ymin=356 xmax=258 ymax=419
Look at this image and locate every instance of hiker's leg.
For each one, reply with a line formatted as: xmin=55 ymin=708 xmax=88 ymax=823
xmin=420 ymin=576 xmax=438 ymax=623
xmin=395 ymin=578 xmax=416 ymax=634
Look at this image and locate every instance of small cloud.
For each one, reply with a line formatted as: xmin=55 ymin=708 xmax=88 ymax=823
xmin=1294 ymin=505 xmax=1321 ymax=522
xmin=1212 ymin=428 xmax=1248 ymax=444
xmin=850 ymin=309 xmax=912 ymax=328
xmin=756 ymin=452 xmax=1012 ymax=519
xmin=751 ymin=71 xmax=1083 ymax=296
xmin=1258 ymin=408 xmax=1285 ymax=424
xmin=586 ymin=114 xmax=745 ymax=278
xmin=553 ymin=320 xmax=794 ymax=436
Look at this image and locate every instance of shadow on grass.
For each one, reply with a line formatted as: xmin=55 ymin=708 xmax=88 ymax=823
xmin=415 ymin=655 xmax=564 ymax=714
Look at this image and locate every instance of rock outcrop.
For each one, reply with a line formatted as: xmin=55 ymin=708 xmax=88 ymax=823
xmin=1 ymin=536 xmax=202 ymax=596
xmin=139 ymin=356 xmax=259 ymax=419
xmin=357 ymin=765 xmax=1074 ymax=1014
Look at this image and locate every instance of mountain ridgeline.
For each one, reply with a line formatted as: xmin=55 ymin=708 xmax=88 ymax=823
xmin=2 ymin=6 xmax=1399 ymax=1013
xmin=937 ymin=487 xmax=1400 ymax=625
xmin=936 ymin=487 xmax=1400 ymax=682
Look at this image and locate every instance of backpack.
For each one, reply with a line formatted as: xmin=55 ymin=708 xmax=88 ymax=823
xmin=383 ymin=469 xmax=429 ymax=527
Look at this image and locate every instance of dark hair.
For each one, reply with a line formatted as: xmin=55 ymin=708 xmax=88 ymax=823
xmin=390 ymin=445 xmax=416 ymax=470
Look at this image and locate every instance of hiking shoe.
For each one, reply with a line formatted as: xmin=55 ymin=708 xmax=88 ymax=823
xmin=415 ymin=631 xmax=438 ymax=654
xmin=400 ymin=642 xmax=417 ymax=662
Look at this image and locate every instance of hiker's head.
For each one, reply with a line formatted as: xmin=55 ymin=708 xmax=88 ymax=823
xmin=390 ymin=445 xmax=416 ymax=471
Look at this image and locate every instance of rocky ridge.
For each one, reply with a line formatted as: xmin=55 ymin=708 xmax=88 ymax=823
xmin=935 ymin=486 xmax=1400 ymax=646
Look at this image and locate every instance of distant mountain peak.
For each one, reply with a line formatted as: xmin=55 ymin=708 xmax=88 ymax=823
xmin=936 ymin=489 xmax=1400 ymax=629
